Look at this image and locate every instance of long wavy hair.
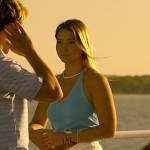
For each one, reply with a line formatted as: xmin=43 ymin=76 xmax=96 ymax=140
xmin=55 ymin=19 xmax=97 ymax=70
xmin=0 ymin=0 xmax=27 ymax=31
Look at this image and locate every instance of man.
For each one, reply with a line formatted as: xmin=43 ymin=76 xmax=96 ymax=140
xmin=0 ymin=0 xmax=62 ymax=149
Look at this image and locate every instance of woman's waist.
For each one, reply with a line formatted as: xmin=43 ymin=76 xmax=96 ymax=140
xmin=52 ymin=117 xmax=99 ymax=131
xmin=53 ymin=122 xmax=99 ymax=132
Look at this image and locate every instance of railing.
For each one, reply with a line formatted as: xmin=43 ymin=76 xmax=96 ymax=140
xmin=114 ymin=130 xmax=150 ymax=138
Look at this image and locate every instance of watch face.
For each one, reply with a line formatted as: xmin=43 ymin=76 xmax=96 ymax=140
xmin=64 ymin=129 xmax=72 ymax=134
xmin=64 ymin=129 xmax=73 ymax=145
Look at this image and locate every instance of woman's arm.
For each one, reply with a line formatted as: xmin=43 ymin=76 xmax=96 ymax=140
xmin=29 ymin=102 xmax=66 ymax=149
xmin=29 ymin=102 xmax=49 ymax=129
xmin=70 ymin=69 xmax=117 ymax=143
xmin=29 ymin=102 xmax=50 ymax=149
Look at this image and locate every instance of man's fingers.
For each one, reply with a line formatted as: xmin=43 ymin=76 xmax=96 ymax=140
xmin=5 ymin=39 xmax=15 ymax=50
xmin=5 ymin=39 xmax=12 ymax=46
xmin=4 ymin=22 xmax=22 ymax=37
xmin=15 ymin=22 xmax=26 ymax=35
xmin=3 ymin=28 xmax=13 ymax=37
xmin=5 ymin=35 xmax=15 ymax=45
xmin=4 ymin=23 xmax=16 ymax=33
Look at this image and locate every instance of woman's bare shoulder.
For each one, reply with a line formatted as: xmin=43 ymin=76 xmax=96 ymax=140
xmin=85 ymin=67 xmax=107 ymax=84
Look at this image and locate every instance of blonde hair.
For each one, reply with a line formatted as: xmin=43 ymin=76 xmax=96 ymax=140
xmin=0 ymin=0 xmax=27 ymax=31
xmin=55 ymin=19 xmax=97 ymax=70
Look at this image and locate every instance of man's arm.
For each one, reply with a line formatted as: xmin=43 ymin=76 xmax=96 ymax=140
xmin=4 ymin=23 xmax=63 ymax=102
xmin=26 ymin=49 xmax=62 ymax=101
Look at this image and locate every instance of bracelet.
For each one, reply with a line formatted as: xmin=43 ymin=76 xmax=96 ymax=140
xmin=63 ymin=129 xmax=72 ymax=145
xmin=76 ymin=129 xmax=79 ymax=143
xmin=63 ymin=129 xmax=80 ymax=145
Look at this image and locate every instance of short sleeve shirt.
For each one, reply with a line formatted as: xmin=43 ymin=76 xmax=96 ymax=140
xmin=0 ymin=50 xmax=43 ymax=149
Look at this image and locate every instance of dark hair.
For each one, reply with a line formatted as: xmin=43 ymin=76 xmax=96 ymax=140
xmin=0 ymin=0 xmax=27 ymax=31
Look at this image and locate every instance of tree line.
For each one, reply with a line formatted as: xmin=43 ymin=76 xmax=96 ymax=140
xmin=108 ymin=75 xmax=150 ymax=94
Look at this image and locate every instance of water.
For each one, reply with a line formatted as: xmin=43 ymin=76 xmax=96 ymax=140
xmin=28 ymin=94 xmax=150 ymax=150
xmin=101 ymin=94 xmax=150 ymax=150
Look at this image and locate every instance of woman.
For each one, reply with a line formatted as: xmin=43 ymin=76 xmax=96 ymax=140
xmin=29 ymin=19 xmax=117 ymax=150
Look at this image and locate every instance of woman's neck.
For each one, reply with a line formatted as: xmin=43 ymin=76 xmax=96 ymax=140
xmin=64 ymin=61 xmax=85 ymax=77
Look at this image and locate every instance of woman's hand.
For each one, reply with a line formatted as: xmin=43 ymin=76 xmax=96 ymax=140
xmin=3 ymin=22 xmax=34 ymax=57
xmin=30 ymin=128 xmax=52 ymax=150
xmin=38 ymin=129 xmax=64 ymax=147
xmin=30 ymin=128 xmax=64 ymax=149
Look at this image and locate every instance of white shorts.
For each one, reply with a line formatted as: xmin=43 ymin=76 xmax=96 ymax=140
xmin=67 ymin=142 xmax=103 ymax=150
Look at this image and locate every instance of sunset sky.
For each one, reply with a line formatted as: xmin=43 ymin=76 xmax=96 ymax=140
xmin=9 ymin=0 xmax=150 ymax=75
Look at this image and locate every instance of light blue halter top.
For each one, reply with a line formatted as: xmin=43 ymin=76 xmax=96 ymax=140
xmin=47 ymin=68 xmax=99 ymax=132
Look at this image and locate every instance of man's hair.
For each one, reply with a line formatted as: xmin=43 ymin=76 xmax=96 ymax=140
xmin=0 ymin=0 xmax=27 ymax=31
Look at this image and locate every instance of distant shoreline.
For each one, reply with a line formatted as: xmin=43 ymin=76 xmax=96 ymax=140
xmin=113 ymin=93 xmax=150 ymax=95
xmin=108 ymin=75 xmax=150 ymax=94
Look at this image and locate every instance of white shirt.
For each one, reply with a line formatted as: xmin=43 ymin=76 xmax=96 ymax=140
xmin=0 ymin=50 xmax=42 ymax=149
